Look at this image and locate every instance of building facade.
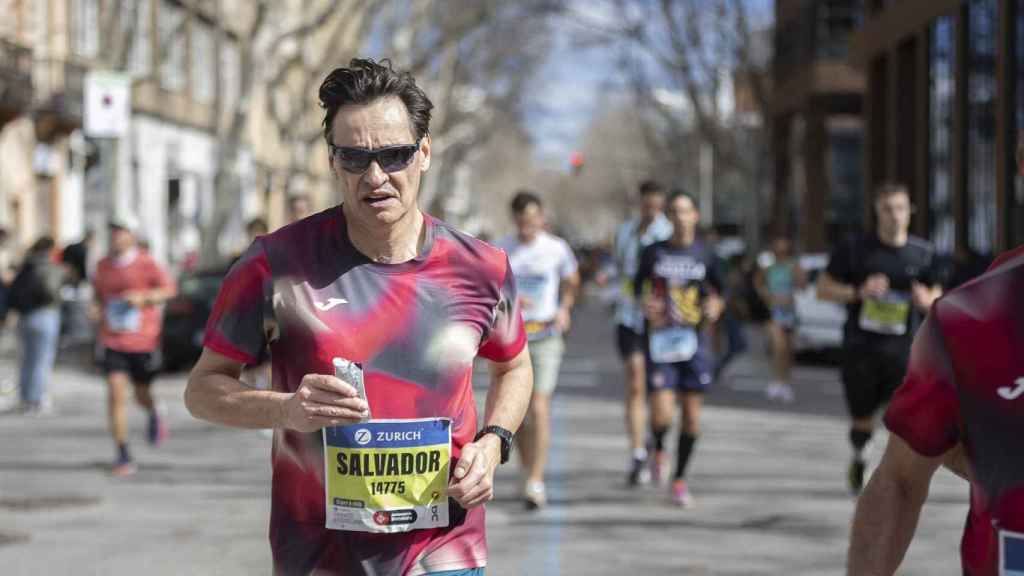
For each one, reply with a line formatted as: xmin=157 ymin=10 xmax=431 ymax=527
xmin=0 ymin=0 xmax=340 ymax=267
xmin=852 ymin=0 xmax=1024 ymax=260
xmin=771 ymin=0 xmax=866 ymax=252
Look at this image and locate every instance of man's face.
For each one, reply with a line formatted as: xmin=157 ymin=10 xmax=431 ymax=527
xmin=772 ymin=237 xmax=791 ymax=258
xmin=874 ymin=192 xmax=912 ymax=236
xmin=110 ymin=227 xmax=135 ymax=254
xmin=640 ymin=193 xmax=665 ymax=221
xmin=329 ymin=97 xmax=430 ymax=228
xmin=513 ymin=203 xmax=543 ymax=239
xmin=667 ymin=195 xmax=699 ymax=235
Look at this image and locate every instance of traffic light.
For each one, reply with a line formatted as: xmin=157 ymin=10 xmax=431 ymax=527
xmin=570 ymin=151 xmax=584 ymax=176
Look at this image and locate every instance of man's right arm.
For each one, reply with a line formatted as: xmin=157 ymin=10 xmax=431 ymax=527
xmin=185 ymin=348 xmax=368 ymax=431
xmin=847 ymin=435 xmax=944 ymax=576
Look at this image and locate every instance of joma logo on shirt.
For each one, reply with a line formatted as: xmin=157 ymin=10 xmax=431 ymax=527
xmin=314 ymin=297 xmax=348 ymax=311
xmin=997 ymin=378 xmax=1024 ymax=401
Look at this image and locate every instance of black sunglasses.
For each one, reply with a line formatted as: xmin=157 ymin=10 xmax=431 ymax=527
xmin=328 ymin=140 xmax=421 ymax=174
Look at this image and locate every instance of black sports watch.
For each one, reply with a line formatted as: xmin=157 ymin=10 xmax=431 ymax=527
xmin=474 ymin=425 xmax=514 ymax=464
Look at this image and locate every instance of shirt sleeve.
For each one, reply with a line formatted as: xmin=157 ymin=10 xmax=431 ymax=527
xmin=478 ymin=254 xmax=527 ymax=363
xmin=202 ymin=240 xmax=272 ymax=365
xmin=825 ymin=239 xmax=853 ymax=284
xmin=558 ymin=239 xmax=579 ymax=279
xmin=883 ymin=313 xmax=962 ymax=457
xmin=634 ymin=244 xmax=655 ymax=299
xmin=706 ymin=254 xmax=725 ymax=293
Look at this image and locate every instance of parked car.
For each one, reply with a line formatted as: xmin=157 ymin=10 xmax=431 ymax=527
xmin=161 ymin=266 xmax=228 ymax=372
xmin=792 ymin=253 xmax=846 ymax=353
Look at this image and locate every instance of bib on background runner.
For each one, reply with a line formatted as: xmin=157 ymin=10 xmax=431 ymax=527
xmin=324 ymin=418 xmax=452 ymax=533
xmin=105 ymin=299 xmax=141 ymax=333
xmin=649 ymin=326 xmax=698 ymax=363
xmin=858 ymin=291 xmax=910 ymax=336
xmin=1001 ymin=530 xmax=1024 ymax=576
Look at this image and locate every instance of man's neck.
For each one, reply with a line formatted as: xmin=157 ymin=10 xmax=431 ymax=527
xmin=638 ymin=214 xmax=656 ymax=233
xmin=517 ymin=231 xmax=539 ymax=244
xmin=670 ymin=229 xmax=696 ymax=248
xmin=345 ymin=206 xmax=425 ymax=264
xmin=877 ymin=228 xmax=908 ymax=248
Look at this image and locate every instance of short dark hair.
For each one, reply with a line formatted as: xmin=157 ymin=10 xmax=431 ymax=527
xmin=28 ymin=236 xmax=55 ymax=256
xmin=510 ymin=190 xmax=542 ymax=214
xmin=667 ymin=189 xmax=697 ymax=210
xmin=638 ymin=180 xmax=665 ymax=197
xmin=873 ymin=181 xmax=910 ymax=203
xmin=246 ymin=218 xmax=268 ymax=235
xmin=319 ymin=58 xmax=434 ymax=144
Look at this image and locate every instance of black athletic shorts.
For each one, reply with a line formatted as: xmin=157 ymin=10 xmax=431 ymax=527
xmin=616 ymin=324 xmax=646 ymax=359
xmin=841 ymin=338 xmax=911 ymax=419
xmin=100 ymin=348 xmax=161 ymax=385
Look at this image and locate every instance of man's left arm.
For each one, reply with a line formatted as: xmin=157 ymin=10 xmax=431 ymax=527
xmin=128 ymin=261 xmax=177 ymax=307
xmin=912 ymin=252 xmax=944 ymax=312
xmin=449 ymin=347 xmax=533 ymax=509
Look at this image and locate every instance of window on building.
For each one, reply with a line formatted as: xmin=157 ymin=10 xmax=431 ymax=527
xmin=827 ymin=126 xmax=864 ymax=243
xmin=191 ymin=20 xmax=215 ymax=103
xmin=159 ymin=0 xmax=187 ymax=92
xmin=220 ymin=39 xmax=240 ymax=108
xmin=929 ymin=16 xmax=955 ymax=255
xmin=125 ymin=0 xmax=152 ymax=77
xmin=1014 ymin=0 xmax=1024 ymax=248
xmin=71 ymin=0 xmax=100 ymax=59
xmin=967 ymin=0 xmax=997 ymax=258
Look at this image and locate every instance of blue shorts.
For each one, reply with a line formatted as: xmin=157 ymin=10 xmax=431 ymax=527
xmin=646 ymin=348 xmax=713 ymax=393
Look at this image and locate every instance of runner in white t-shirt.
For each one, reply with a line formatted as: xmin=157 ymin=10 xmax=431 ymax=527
xmin=495 ymin=191 xmax=579 ymax=510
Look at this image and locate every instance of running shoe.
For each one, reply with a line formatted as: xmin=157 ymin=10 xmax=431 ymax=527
xmin=148 ymin=411 xmax=168 ymax=446
xmin=524 ymin=481 xmax=547 ymax=511
xmin=671 ymin=479 xmax=694 ymax=508
xmin=766 ymin=381 xmax=796 ymax=403
xmin=111 ymin=456 xmax=137 ymax=477
xmin=848 ymin=458 xmax=866 ymax=495
xmin=627 ymin=457 xmax=651 ymax=487
xmin=650 ymin=450 xmax=669 ymax=487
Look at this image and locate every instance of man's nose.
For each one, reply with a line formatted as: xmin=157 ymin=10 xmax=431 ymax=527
xmin=363 ymin=161 xmax=388 ymax=187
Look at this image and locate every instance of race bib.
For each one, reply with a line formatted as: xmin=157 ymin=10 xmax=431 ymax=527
xmin=105 ymin=300 xmax=141 ymax=333
xmin=649 ymin=326 xmax=698 ymax=363
xmin=518 ymin=274 xmax=549 ymax=310
xmin=324 ymin=418 xmax=451 ymax=533
xmin=858 ymin=292 xmax=910 ymax=336
xmin=1001 ymin=529 xmax=1024 ymax=576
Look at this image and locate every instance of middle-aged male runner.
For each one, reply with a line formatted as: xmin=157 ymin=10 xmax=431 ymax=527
xmin=634 ymin=191 xmax=724 ymax=506
xmin=184 ymin=58 xmax=533 ymax=576
xmin=93 ymin=215 xmax=176 ymax=476
xmin=847 ymin=245 xmax=1024 ymax=575
xmin=495 ymin=190 xmax=579 ymax=510
xmin=611 ymin=180 xmax=672 ymax=486
xmin=817 ymin=182 xmax=942 ymax=494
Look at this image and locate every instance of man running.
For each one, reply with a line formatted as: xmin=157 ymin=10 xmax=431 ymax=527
xmin=847 ymin=243 xmax=1024 ymax=575
xmin=611 ymin=180 xmax=672 ymax=486
xmin=635 ymin=191 xmax=724 ymax=506
xmin=93 ymin=216 xmax=176 ymax=476
xmin=817 ymin=182 xmax=942 ymax=494
xmin=184 ymin=58 xmax=532 ymax=576
xmin=495 ymin=191 xmax=579 ymax=510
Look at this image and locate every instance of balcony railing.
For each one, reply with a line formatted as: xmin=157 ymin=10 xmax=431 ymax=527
xmin=33 ymin=59 xmax=87 ymax=124
xmin=775 ymin=0 xmax=865 ymax=82
xmin=0 ymin=39 xmax=33 ymax=112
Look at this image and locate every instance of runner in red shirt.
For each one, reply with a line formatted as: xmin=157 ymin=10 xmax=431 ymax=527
xmin=93 ymin=216 xmax=176 ymax=476
xmin=184 ymin=58 xmax=532 ymax=576
xmin=848 ymin=243 xmax=1024 ymax=575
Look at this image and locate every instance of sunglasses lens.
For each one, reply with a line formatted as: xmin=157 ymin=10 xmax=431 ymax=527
xmin=378 ymin=146 xmax=417 ymax=172
xmin=338 ymin=149 xmax=372 ymax=173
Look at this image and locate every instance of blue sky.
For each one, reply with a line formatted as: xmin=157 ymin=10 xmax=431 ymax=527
xmin=529 ymin=0 xmax=773 ymax=169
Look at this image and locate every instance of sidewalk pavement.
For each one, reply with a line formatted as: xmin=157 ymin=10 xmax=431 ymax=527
xmin=0 ymin=357 xmax=969 ymax=575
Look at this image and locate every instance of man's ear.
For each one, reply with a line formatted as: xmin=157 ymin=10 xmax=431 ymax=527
xmin=419 ymin=134 xmax=431 ymax=173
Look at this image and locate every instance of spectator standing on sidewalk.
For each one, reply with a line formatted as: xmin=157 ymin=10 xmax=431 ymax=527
xmin=92 ymin=216 xmax=176 ymax=476
xmin=495 ymin=191 xmax=579 ymax=509
xmin=7 ymin=237 xmax=64 ymax=414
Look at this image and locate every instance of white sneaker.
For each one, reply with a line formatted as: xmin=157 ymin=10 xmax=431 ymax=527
xmin=524 ymin=481 xmax=546 ymax=510
xmin=766 ymin=381 xmax=795 ymax=403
